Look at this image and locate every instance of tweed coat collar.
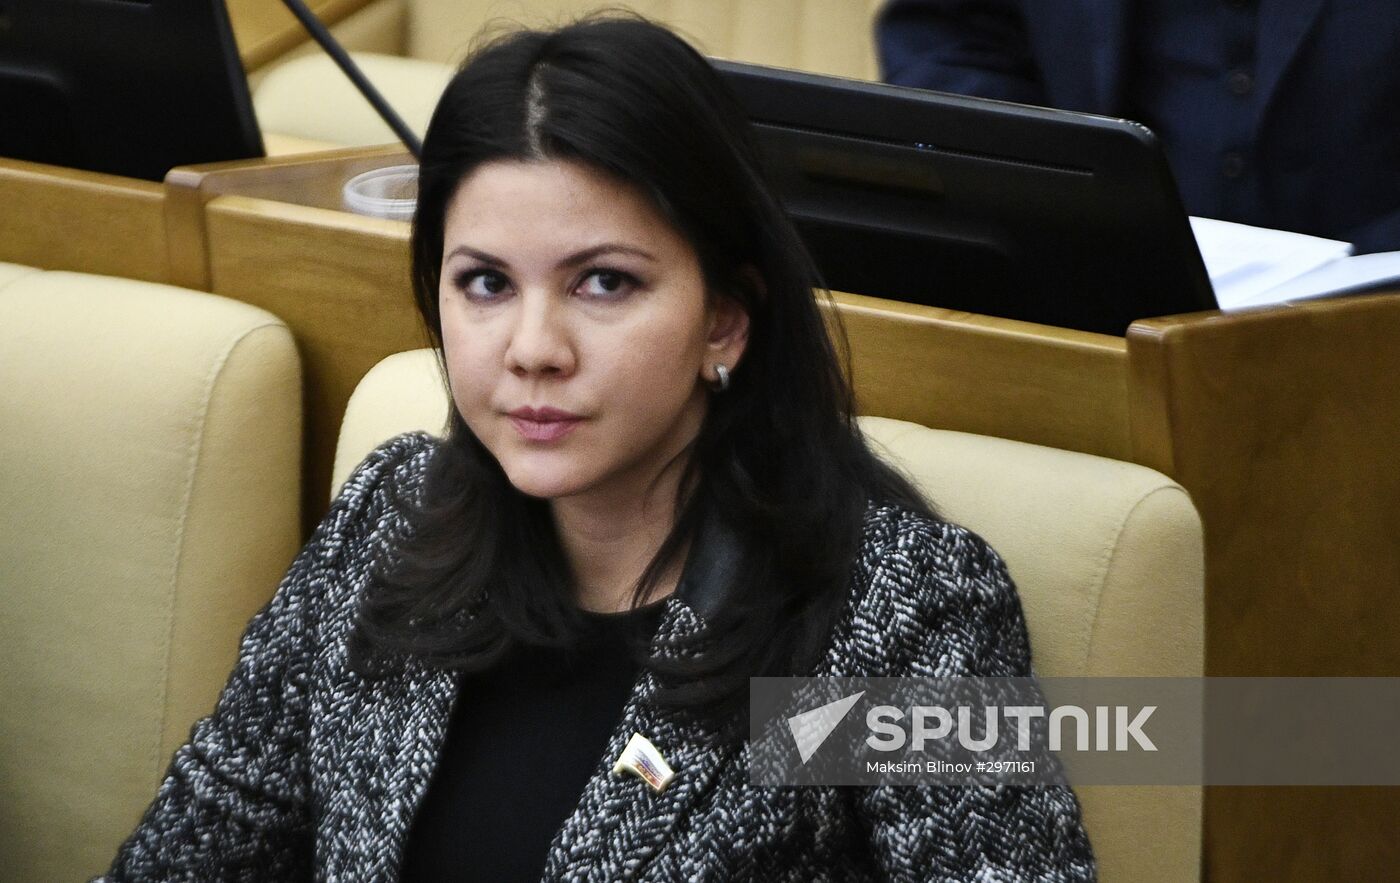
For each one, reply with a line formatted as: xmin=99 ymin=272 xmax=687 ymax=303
xmin=358 ymin=513 xmax=747 ymax=881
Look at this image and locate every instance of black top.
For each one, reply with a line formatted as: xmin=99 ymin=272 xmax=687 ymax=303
xmin=397 ymin=601 xmax=668 ymax=882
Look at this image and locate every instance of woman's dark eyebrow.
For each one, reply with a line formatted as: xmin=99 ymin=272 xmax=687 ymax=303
xmin=558 ymin=243 xmax=657 ymax=267
xmin=445 ymin=245 xmax=506 ymax=266
xmin=444 ymin=243 xmax=657 ymax=268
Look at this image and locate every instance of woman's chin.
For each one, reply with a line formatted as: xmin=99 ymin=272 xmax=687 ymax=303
xmin=500 ymin=465 xmax=591 ymax=501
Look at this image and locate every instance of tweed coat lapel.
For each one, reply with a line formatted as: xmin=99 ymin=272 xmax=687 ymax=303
xmin=542 ymin=513 xmax=747 ymax=880
xmin=361 ymin=643 xmax=735 ymax=883
xmin=378 ymin=663 xmax=460 ymax=875
xmin=541 ymin=598 xmax=743 ymax=880
xmin=348 ymin=512 xmax=746 ymax=881
xmin=358 ymin=601 xmax=738 ymax=881
xmin=327 ymin=652 xmax=460 ymax=881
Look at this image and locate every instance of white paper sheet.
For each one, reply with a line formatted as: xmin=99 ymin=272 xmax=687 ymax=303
xmin=1189 ymin=216 xmax=1354 ymax=309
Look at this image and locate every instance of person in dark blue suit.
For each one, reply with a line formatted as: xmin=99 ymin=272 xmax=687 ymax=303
xmin=876 ymin=0 xmax=1400 ymax=253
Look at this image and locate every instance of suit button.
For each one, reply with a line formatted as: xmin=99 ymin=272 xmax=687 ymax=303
xmin=1228 ymin=70 xmax=1254 ymax=95
xmin=1222 ymin=152 xmax=1246 ymax=178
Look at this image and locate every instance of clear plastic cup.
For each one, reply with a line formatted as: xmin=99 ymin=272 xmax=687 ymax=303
xmin=342 ymin=164 xmax=418 ymax=220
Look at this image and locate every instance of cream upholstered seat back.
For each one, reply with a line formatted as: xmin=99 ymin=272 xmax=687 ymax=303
xmin=0 ymin=266 xmax=303 ymax=882
xmin=332 ymin=347 xmax=1204 ymax=882
xmin=332 ymin=348 xmax=454 ymax=491
xmin=406 ymin=0 xmax=885 ymax=76
xmin=254 ymin=52 xmax=455 ymax=153
xmin=860 ymin=416 xmax=1204 ymax=680
xmin=253 ymin=0 xmax=885 ymax=151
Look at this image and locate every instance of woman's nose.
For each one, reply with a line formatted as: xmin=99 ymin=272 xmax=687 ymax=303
xmin=504 ymin=290 xmax=576 ymax=377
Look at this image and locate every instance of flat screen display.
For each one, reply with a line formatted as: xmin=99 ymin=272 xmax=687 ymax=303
xmin=0 ymin=0 xmax=263 ymax=182
xmin=716 ymin=60 xmax=1217 ymax=336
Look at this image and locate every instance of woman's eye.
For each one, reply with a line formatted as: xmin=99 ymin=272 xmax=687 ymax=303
xmin=456 ymin=269 xmax=511 ymax=301
xmin=576 ymin=269 xmax=637 ymax=300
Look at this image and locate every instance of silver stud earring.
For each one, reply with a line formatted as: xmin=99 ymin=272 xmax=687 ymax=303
xmin=714 ymin=364 xmax=730 ymax=393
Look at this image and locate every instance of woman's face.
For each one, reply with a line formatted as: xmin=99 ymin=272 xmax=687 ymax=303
xmin=438 ymin=159 xmax=748 ymax=504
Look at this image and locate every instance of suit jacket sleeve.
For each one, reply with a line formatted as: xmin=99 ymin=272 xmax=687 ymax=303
xmin=1350 ymin=204 xmax=1400 ymax=255
xmin=851 ymin=514 xmax=1097 ymax=882
xmin=95 ymin=436 xmax=426 ymax=882
xmin=876 ymin=0 xmax=1047 ymax=105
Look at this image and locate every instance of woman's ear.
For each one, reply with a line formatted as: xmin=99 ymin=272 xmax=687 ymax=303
xmin=705 ymin=270 xmax=757 ymax=377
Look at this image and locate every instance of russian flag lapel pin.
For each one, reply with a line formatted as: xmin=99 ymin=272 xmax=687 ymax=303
xmin=612 ymin=732 xmax=677 ymax=794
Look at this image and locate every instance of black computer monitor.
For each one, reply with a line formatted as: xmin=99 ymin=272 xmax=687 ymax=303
xmin=715 ymin=61 xmax=1216 ymax=336
xmin=0 ymin=0 xmax=263 ymax=182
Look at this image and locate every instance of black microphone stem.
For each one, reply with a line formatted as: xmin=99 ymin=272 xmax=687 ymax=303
xmin=276 ymin=0 xmax=424 ymax=159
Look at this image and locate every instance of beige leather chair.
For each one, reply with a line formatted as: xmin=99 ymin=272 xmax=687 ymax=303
xmin=332 ymin=348 xmax=1205 ymax=882
xmin=0 ymin=266 xmax=303 ymax=882
xmin=253 ymin=0 xmax=885 ymax=150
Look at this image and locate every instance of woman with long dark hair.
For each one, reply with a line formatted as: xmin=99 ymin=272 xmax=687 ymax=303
xmin=103 ymin=16 xmax=1094 ymax=882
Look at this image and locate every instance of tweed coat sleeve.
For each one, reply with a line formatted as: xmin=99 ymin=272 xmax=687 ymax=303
xmin=96 ymin=435 xmax=427 ymax=882
xmin=847 ymin=510 xmax=1096 ymax=882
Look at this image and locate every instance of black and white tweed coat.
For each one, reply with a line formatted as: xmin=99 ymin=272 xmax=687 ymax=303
xmin=101 ymin=432 xmax=1096 ymax=882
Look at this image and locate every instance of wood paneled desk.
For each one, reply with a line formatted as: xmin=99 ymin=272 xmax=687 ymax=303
xmin=4 ymin=150 xmax=1398 ymax=883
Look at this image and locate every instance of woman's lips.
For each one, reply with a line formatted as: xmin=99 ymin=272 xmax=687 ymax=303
xmin=508 ymin=407 xmax=583 ymax=442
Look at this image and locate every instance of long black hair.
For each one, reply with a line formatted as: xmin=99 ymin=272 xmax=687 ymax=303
xmin=348 ymin=15 xmax=932 ymax=718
